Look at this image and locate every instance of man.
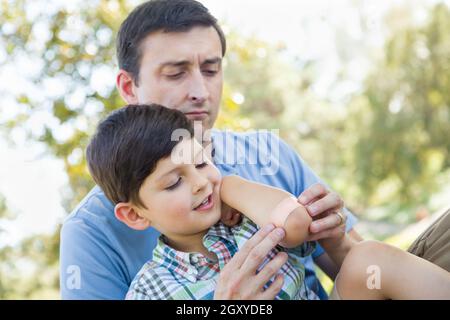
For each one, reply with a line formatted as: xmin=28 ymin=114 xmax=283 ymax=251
xmin=60 ymin=0 xmax=449 ymax=299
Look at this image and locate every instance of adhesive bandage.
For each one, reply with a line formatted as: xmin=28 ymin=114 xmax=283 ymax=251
xmin=269 ymin=196 xmax=302 ymax=228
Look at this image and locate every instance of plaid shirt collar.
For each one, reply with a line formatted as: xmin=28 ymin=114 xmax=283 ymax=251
xmin=152 ymin=222 xmax=238 ymax=283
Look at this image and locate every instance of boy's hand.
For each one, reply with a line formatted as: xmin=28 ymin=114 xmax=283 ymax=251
xmin=298 ymin=183 xmax=346 ymax=246
xmin=220 ymin=202 xmax=242 ymax=227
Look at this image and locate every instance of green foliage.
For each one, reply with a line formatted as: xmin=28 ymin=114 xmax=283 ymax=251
xmin=1 ymin=0 xmax=133 ymax=211
xmin=0 ymin=231 xmax=60 ymax=299
xmin=351 ymin=3 xmax=450 ymax=210
xmin=0 ymin=194 xmax=60 ymax=299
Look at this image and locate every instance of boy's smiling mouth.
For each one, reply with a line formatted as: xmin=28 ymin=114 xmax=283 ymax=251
xmin=193 ymin=194 xmax=214 ymax=211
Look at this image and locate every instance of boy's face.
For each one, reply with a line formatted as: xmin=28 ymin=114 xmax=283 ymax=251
xmin=135 ymin=138 xmax=222 ymax=244
xmin=124 ymin=26 xmax=223 ymax=130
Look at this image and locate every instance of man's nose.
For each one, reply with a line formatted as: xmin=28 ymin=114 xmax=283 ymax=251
xmin=188 ymin=70 xmax=209 ymax=104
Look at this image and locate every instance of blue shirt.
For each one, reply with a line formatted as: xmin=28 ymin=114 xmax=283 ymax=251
xmin=60 ymin=129 xmax=357 ymax=299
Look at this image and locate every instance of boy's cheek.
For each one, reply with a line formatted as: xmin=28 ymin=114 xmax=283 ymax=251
xmin=173 ymin=200 xmax=194 ymax=216
xmin=209 ymin=165 xmax=222 ymax=184
xmin=160 ymin=192 xmax=192 ymax=216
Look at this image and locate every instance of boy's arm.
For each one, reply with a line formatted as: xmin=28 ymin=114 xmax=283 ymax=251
xmin=220 ymin=175 xmax=312 ymax=248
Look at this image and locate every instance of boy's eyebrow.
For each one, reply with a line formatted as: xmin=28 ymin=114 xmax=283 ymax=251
xmin=157 ymin=167 xmax=180 ymax=182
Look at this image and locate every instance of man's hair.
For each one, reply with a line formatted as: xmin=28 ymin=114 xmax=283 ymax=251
xmin=116 ymin=0 xmax=226 ymax=85
xmin=86 ymin=104 xmax=194 ymax=208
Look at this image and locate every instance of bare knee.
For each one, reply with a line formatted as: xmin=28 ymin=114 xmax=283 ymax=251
xmin=341 ymin=240 xmax=387 ymax=272
xmin=337 ymin=240 xmax=389 ymax=299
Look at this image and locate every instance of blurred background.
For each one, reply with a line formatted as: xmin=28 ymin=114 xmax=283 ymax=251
xmin=0 ymin=0 xmax=449 ymax=298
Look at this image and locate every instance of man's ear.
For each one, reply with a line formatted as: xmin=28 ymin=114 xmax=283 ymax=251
xmin=116 ymin=69 xmax=139 ymax=104
xmin=114 ymin=202 xmax=151 ymax=230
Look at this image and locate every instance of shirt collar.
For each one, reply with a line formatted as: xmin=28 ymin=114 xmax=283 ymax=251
xmin=152 ymin=222 xmax=237 ymax=283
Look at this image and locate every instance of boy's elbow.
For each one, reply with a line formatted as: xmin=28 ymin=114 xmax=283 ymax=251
xmin=281 ymin=206 xmax=312 ymax=248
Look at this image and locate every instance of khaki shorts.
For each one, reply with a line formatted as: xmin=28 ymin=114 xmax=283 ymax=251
xmin=407 ymin=208 xmax=450 ymax=272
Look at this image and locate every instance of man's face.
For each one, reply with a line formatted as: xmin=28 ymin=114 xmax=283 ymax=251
xmin=131 ymin=26 xmax=223 ymax=129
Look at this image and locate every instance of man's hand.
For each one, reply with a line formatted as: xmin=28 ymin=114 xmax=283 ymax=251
xmin=214 ymin=224 xmax=287 ymax=299
xmin=220 ymin=202 xmax=242 ymax=227
xmin=298 ymin=183 xmax=346 ymax=246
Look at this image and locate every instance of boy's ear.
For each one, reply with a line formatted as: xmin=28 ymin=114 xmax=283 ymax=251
xmin=114 ymin=202 xmax=151 ymax=230
xmin=116 ymin=69 xmax=139 ymax=104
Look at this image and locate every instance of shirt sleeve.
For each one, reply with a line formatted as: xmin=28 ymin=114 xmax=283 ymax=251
xmin=288 ymin=240 xmax=317 ymax=258
xmin=59 ymin=217 xmax=129 ymax=300
xmin=275 ymin=133 xmax=359 ymax=259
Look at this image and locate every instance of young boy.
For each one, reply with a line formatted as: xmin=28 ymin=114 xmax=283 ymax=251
xmin=86 ymin=104 xmax=450 ymax=300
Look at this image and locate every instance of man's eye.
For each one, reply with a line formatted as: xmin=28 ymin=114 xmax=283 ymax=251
xmin=167 ymin=72 xmax=184 ymax=79
xmin=202 ymin=70 xmax=218 ymax=76
xmin=166 ymin=177 xmax=182 ymax=190
xmin=195 ymin=162 xmax=208 ymax=169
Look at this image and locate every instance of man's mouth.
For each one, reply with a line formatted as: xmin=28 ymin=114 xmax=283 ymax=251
xmin=193 ymin=194 xmax=213 ymax=211
xmin=184 ymin=111 xmax=209 ymax=120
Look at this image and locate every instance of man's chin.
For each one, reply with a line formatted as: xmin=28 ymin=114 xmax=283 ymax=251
xmin=187 ymin=119 xmax=214 ymax=132
xmin=185 ymin=113 xmax=215 ymax=127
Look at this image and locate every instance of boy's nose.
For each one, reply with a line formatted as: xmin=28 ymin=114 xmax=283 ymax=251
xmin=192 ymin=174 xmax=209 ymax=194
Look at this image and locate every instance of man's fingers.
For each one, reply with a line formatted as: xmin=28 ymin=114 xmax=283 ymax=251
xmin=305 ymin=192 xmax=343 ymax=217
xmin=309 ymin=212 xmax=343 ymax=233
xmin=298 ymin=183 xmax=328 ymax=205
xmin=240 ymin=228 xmax=285 ymax=273
xmin=254 ymin=252 xmax=288 ymax=291
xmin=228 ymin=224 xmax=276 ymax=269
xmin=306 ymin=226 xmax=345 ymax=241
xmin=258 ymin=274 xmax=284 ymax=300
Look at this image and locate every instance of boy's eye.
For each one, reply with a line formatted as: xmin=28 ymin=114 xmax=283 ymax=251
xmin=166 ymin=177 xmax=182 ymax=190
xmin=195 ymin=162 xmax=208 ymax=169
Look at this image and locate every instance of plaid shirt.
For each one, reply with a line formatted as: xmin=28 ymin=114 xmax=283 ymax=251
xmin=126 ymin=217 xmax=319 ymax=300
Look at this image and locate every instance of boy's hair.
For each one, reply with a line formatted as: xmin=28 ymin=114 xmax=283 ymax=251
xmin=86 ymin=104 xmax=194 ymax=208
xmin=116 ymin=0 xmax=226 ymax=85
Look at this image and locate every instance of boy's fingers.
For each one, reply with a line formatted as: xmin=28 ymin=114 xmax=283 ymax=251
xmin=232 ymin=212 xmax=242 ymax=224
xmin=223 ymin=209 xmax=232 ymax=220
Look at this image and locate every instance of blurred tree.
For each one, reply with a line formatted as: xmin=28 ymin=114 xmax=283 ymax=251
xmin=349 ymin=3 xmax=450 ymax=214
xmin=0 ymin=194 xmax=13 ymax=298
xmin=1 ymin=0 xmax=134 ymax=211
xmin=0 ymin=193 xmax=59 ymax=299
